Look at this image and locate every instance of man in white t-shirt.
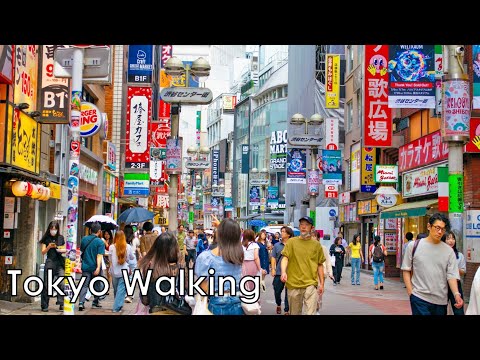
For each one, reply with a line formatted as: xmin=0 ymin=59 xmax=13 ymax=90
xmin=401 ymin=213 xmax=463 ymax=315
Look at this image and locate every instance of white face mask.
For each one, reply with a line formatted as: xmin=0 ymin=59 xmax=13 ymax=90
xmin=50 ymin=230 xmax=58 ymax=236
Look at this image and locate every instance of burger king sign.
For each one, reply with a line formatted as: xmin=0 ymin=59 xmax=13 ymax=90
xmin=80 ymin=102 xmax=103 ymax=137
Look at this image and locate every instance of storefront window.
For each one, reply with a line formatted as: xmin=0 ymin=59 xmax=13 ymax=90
xmin=404 ymin=216 xmax=428 ymax=239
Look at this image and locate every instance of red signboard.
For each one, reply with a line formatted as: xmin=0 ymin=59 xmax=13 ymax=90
xmin=150 ymin=120 xmax=170 ymax=148
xmin=158 ymin=99 xmax=171 ymax=119
xmin=125 ymin=86 xmax=152 ymax=169
xmin=465 ymin=118 xmax=480 ymax=153
xmin=398 ymin=130 xmax=448 ymax=173
xmin=364 ymin=45 xmax=392 ymax=147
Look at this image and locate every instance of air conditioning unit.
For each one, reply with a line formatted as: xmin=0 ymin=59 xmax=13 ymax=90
xmin=227 ymin=132 xmax=234 ymax=142
xmin=251 ymin=63 xmax=258 ymax=71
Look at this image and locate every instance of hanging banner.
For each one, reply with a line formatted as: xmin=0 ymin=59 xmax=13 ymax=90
xmin=249 ymin=186 xmax=260 ymax=206
xmin=449 ymin=174 xmax=464 ymax=213
xmin=325 ymin=54 xmax=340 ymax=108
xmin=125 ymin=86 xmax=152 ymax=169
xmin=388 ymin=45 xmax=436 ymax=109
xmin=150 ymin=147 xmax=163 ymax=180
xmin=307 ymin=170 xmax=320 ymax=195
xmin=434 ymin=45 xmax=443 ymax=78
xmin=14 ymin=45 xmax=39 ymax=110
xmin=473 ymin=45 xmax=480 ymax=109
xmin=441 ymin=79 xmax=470 ymax=140
xmin=267 ymin=186 xmax=279 ymax=208
xmin=270 ymin=130 xmax=287 ymax=170
xmin=241 ymin=145 xmax=250 ymax=174
xmin=364 ymin=45 xmax=391 ymax=147
xmin=321 ymin=150 xmax=342 ymax=184
xmin=165 ymin=137 xmax=182 ymax=174
xmin=325 ymin=117 xmax=339 ymax=150
xmin=212 ymin=149 xmax=220 ymax=186
xmin=361 ymin=147 xmax=376 ymax=193
xmin=286 ymin=148 xmax=306 ymax=184
xmin=38 ymin=45 xmax=70 ymax=123
xmin=150 ymin=119 xmax=170 ymax=148
xmin=350 ymin=142 xmax=361 ymax=191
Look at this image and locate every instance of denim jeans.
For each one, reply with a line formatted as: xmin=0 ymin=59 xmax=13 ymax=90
xmin=41 ymin=259 xmax=65 ymax=309
xmin=351 ymin=258 xmax=361 ymax=284
xmin=410 ymin=294 xmax=447 ymax=315
xmin=112 ymin=276 xmax=127 ymax=312
xmin=208 ymin=295 xmax=245 ymax=315
xmin=372 ymin=261 xmax=384 ymax=285
xmin=272 ymin=275 xmax=289 ymax=312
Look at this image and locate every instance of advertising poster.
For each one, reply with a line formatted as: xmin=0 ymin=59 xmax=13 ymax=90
xmin=165 ymin=138 xmax=182 ymax=173
xmin=125 ymin=87 xmax=152 ymax=169
xmin=249 ymin=186 xmax=260 ymax=206
xmin=384 ymin=232 xmax=397 ymax=253
xmin=442 ymin=79 xmax=470 ymax=138
xmin=286 ymin=148 xmax=306 ymax=184
xmin=465 ymin=210 xmax=480 ymax=262
xmin=14 ymin=45 xmax=39 ymax=110
xmin=128 ymin=45 xmax=154 ymax=84
xmin=388 ymin=45 xmax=436 ymax=108
xmin=39 ymin=45 xmax=70 ymax=123
xmin=364 ymin=45 xmax=391 ymax=147
xmin=267 ymin=186 xmax=279 ymax=208
xmin=473 ymin=45 xmax=480 ymax=109
xmin=322 ymin=150 xmax=342 ymax=184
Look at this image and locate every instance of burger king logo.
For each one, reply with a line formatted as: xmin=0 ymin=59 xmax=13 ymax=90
xmin=80 ymin=102 xmax=103 ymax=137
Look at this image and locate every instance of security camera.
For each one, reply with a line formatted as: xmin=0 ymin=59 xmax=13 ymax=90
xmin=455 ymin=46 xmax=465 ymax=55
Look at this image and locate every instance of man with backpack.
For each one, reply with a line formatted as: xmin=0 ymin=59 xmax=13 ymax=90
xmin=368 ymin=235 xmax=387 ymax=290
xmin=401 ymin=213 xmax=463 ymax=315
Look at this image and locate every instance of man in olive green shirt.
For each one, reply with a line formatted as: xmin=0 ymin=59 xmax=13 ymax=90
xmin=281 ymin=216 xmax=325 ymax=315
xmin=176 ymin=224 xmax=187 ymax=256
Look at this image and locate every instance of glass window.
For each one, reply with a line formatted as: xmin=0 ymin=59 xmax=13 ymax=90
xmin=357 ymin=91 xmax=362 ymax=126
xmin=346 ymin=46 xmax=354 ymax=74
xmin=346 ymin=101 xmax=353 ymax=131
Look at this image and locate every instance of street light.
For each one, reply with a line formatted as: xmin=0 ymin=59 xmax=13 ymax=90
xmin=163 ymin=56 xmax=211 ymax=232
xmin=185 ymin=146 xmax=210 ymax=230
xmin=289 ymin=113 xmax=324 ymax=225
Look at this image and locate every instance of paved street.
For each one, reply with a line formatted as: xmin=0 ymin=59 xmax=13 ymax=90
xmin=1 ymin=267 xmax=472 ymax=315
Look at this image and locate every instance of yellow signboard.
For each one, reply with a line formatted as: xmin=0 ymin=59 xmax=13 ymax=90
xmin=160 ymin=69 xmax=171 ymax=88
xmin=13 ymin=45 xmax=39 ymax=110
xmin=325 ymin=54 xmax=340 ymax=109
xmin=10 ymin=109 xmax=40 ymax=173
xmin=46 ymin=182 xmax=61 ymax=199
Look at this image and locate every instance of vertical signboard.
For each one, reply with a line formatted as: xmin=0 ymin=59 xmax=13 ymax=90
xmin=249 ymin=186 xmax=260 ymax=206
xmin=388 ymin=45 xmax=436 ymax=109
xmin=14 ymin=45 xmax=39 ymax=110
xmin=107 ymin=141 xmax=116 ymax=171
xmin=325 ymin=117 xmax=339 ymax=150
xmin=321 ymin=150 xmax=342 ymax=184
xmin=160 ymin=45 xmax=173 ymax=68
xmin=435 ymin=45 xmax=443 ymax=78
xmin=442 ymin=79 xmax=470 ymax=139
xmin=241 ymin=145 xmax=249 ymax=174
xmin=38 ymin=45 xmax=70 ymax=123
xmin=287 ymin=148 xmax=307 ymax=184
xmin=212 ymin=149 xmax=220 ymax=186
xmin=270 ymin=130 xmax=287 ymax=170
xmin=325 ymin=54 xmax=340 ymax=108
xmin=364 ymin=45 xmax=391 ymax=147
xmin=466 ymin=118 xmax=480 ymax=153
xmin=10 ymin=109 xmax=40 ymax=173
xmin=473 ymin=45 xmax=480 ymax=109
xmin=128 ymin=45 xmax=154 ymax=84
xmin=125 ymin=86 xmax=151 ymax=169
xmin=361 ymin=147 xmax=376 ymax=193
xmin=165 ymin=138 xmax=182 ymax=173
xmin=350 ymin=142 xmax=361 ymax=191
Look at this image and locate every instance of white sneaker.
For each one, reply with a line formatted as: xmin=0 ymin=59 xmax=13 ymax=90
xmin=125 ymin=297 xmax=132 ymax=303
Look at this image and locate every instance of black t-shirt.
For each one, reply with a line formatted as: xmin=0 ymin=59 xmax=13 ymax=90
xmin=41 ymin=234 xmax=65 ymax=263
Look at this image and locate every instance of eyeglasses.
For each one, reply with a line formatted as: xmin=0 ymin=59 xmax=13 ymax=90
xmin=431 ymin=225 xmax=446 ymax=233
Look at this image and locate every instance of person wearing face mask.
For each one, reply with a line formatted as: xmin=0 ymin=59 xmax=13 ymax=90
xmin=39 ymin=221 xmax=66 ymax=312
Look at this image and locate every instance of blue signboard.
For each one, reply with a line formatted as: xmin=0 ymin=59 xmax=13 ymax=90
xmin=128 ymin=45 xmax=154 ymax=84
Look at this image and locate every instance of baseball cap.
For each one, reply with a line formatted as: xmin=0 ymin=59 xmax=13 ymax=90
xmin=299 ymin=216 xmax=314 ymax=226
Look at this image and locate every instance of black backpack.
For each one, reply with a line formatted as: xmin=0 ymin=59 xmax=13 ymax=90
xmin=372 ymin=244 xmax=385 ymax=263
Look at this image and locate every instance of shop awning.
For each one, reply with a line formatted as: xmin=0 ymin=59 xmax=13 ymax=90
xmin=380 ymin=199 xmax=438 ymax=219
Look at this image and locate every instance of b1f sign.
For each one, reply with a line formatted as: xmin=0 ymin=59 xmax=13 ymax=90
xmin=325 ymin=117 xmax=339 ymax=150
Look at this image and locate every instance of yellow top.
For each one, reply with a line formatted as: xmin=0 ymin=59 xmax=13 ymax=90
xmin=349 ymin=242 xmax=362 ymax=258
xmin=281 ymin=236 xmax=325 ymax=289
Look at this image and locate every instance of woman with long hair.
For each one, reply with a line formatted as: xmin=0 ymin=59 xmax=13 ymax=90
xmin=137 ymin=232 xmax=189 ymax=314
xmin=329 ymin=237 xmax=346 ymax=285
xmin=368 ymin=235 xmax=387 ymax=290
xmin=442 ymin=230 xmax=466 ymax=315
xmin=195 ymin=217 xmax=245 ymax=315
xmin=39 ymin=221 xmax=66 ymax=312
xmin=255 ymin=231 xmax=269 ymax=287
xmin=242 ymin=229 xmax=262 ymax=291
xmin=109 ymin=230 xmax=136 ymax=313
xmin=348 ymin=234 xmax=364 ymax=285
xmin=102 ymin=230 xmax=113 ymax=286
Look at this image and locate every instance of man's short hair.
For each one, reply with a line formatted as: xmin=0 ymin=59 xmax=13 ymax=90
xmin=406 ymin=232 xmax=413 ymax=241
xmin=90 ymin=222 xmax=102 ymax=234
xmin=143 ymin=221 xmax=154 ymax=232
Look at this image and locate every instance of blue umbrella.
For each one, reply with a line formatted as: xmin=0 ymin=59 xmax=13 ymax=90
xmin=117 ymin=207 xmax=155 ymax=224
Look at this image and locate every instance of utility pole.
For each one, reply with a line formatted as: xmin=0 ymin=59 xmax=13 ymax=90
xmin=168 ymin=104 xmax=180 ymax=232
xmin=442 ymin=45 xmax=470 ymax=253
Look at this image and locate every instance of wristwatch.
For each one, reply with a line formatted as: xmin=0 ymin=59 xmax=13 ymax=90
xmin=454 ymin=292 xmax=461 ymax=297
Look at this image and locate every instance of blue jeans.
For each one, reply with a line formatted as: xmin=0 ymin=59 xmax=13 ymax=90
xmin=208 ymin=295 xmax=245 ymax=315
xmin=410 ymin=294 xmax=447 ymax=315
xmin=351 ymin=258 xmax=361 ymax=284
xmin=112 ymin=276 xmax=127 ymax=312
xmin=372 ymin=261 xmax=384 ymax=285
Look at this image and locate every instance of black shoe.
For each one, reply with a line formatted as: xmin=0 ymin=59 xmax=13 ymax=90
xmin=59 ymin=305 xmax=64 ymax=311
xmin=78 ymin=303 xmax=85 ymax=311
xmin=41 ymin=308 xmax=48 ymax=312
xmin=92 ymin=302 xmax=102 ymax=308
xmin=380 ymin=286 xmax=384 ymax=290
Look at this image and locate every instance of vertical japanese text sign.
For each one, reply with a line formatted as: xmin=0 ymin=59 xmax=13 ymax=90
xmin=364 ymin=45 xmax=392 ymax=147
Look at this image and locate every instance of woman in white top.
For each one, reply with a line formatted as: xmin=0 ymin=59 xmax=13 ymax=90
xmin=443 ymin=230 xmax=466 ymax=315
xmin=242 ymin=229 xmax=262 ymax=291
xmin=109 ymin=230 xmax=136 ymax=313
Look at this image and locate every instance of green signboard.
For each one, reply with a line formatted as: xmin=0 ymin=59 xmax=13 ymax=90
xmin=310 ymin=210 xmax=316 ymax=228
xmin=449 ymin=174 xmax=464 ymax=213
xmin=189 ymin=211 xmax=194 ymax=224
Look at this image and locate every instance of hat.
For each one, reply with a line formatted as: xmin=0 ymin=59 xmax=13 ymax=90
xmin=299 ymin=216 xmax=314 ymax=226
